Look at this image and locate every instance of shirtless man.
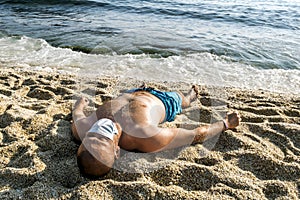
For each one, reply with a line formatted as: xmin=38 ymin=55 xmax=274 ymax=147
xmin=72 ymin=86 xmax=240 ymax=176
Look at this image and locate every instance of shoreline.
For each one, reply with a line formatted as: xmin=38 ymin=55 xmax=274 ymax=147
xmin=0 ymin=68 xmax=299 ymax=199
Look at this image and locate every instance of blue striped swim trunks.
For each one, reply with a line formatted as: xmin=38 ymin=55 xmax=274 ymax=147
xmin=126 ymin=88 xmax=182 ymax=122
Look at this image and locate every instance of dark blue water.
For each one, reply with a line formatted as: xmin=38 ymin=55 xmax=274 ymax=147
xmin=0 ymin=0 xmax=299 ymax=94
xmin=1 ymin=0 xmax=299 ymax=69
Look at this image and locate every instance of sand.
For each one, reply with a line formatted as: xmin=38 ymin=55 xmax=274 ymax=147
xmin=0 ymin=68 xmax=299 ymax=199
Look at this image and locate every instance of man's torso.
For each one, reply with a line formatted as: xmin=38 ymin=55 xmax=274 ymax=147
xmin=96 ymin=91 xmax=165 ymax=139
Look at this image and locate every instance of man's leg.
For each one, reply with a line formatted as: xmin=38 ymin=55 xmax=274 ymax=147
xmin=177 ymin=85 xmax=199 ymax=108
xmin=72 ymin=97 xmax=97 ymax=142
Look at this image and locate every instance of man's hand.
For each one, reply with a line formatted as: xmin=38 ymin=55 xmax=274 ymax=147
xmin=225 ymin=112 xmax=241 ymax=129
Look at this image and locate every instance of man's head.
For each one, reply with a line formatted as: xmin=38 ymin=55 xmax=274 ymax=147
xmin=77 ymin=119 xmax=121 ymax=176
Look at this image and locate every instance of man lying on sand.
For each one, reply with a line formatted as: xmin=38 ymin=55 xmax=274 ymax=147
xmin=72 ymin=85 xmax=241 ymax=176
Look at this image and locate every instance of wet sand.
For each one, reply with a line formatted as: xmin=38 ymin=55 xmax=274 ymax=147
xmin=0 ymin=68 xmax=299 ymax=199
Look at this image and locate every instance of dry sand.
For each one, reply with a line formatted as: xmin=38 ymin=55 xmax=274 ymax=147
xmin=0 ymin=68 xmax=299 ymax=199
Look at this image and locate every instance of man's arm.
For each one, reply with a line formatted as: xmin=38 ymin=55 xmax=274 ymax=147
xmin=134 ymin=112 xmax=241 ymax=152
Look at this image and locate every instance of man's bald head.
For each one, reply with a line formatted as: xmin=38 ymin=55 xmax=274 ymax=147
xmin=77 ymin=133 xmax=116 ymax=176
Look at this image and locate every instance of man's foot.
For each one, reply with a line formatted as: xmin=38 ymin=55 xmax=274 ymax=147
xmin=139 ymin=82 xmax=147 ymax=88
xmin=188 ymin=85 xmax=199 ymax=102
xmin=180 ymin=85 xmax=199 ymax=108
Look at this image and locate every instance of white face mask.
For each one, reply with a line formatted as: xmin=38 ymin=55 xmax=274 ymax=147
xmin=88 ymin=118 xmax=118 ymax=140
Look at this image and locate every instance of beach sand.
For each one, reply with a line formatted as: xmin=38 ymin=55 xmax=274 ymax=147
xmin=0 ymin=68 xmax=299 ymax=199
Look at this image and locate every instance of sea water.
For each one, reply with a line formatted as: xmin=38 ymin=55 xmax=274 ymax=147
xmin=0 ymin=0 xmax=299 ymax=94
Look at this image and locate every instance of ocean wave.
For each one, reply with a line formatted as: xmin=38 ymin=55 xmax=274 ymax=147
xmin=2 ymin=0 xmax=109 ymax=6
xmin=3 ymin=0 xmax=299 ymax=31
xmin=0 ymin=35 xmax=299 ymax=95
xmin=1 ymin=0 xmax=299 ymax=71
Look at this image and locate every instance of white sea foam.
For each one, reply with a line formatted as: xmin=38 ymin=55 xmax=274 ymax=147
xmin=0 ymin=36 xmax=299 ymax=95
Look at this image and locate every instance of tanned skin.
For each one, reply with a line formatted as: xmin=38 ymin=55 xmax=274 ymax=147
xmin=73 ymin=85 xmax=240 ymax=151
xmin=72 ymin=86 xmax=241 ymax=176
